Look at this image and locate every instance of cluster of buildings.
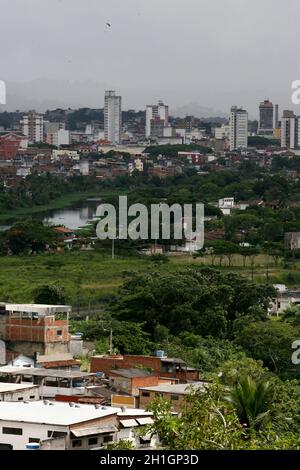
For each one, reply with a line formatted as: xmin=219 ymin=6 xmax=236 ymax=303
xmin=0 ymin=302 xmax=205 ymax=450
xmin=0 ymin=92 xmax=300 ymax=200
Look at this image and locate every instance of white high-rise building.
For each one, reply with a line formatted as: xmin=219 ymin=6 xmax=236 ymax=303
xmin=21 ymin=111 xmax=44 ymax=143
xmin=230 ymin=106 xmax=248 ymax=151
xmin=146 ymin=101 xmax=169 ymax=138
xmin=104 ymin=90 xmax=122 ymax=145
xmin=53 ymin=129 xmax=70 ymax=147
xmin=215 ymin=124 xmax=230 ymax=140
xmin=281 ymin=110 xmax=299 ymax=149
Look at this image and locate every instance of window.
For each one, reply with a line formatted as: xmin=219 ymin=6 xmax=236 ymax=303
xmin=18 ymin=397 xmax=23 ymax=401
xmin=72 ymin=439 xmax=82 ymax=448
xmin=56 ymin=330 xmax=63 ymax=336
xmin=2 ymin=427 xmax=23 ymax=435
xmin=142 ymin=391 xmax=150 ymax=397
xmin=30 ymin=396 xmax=35 ymax=400
xmin=103 ymin=435 xmax=113 ymax=443
xmin=45 ymin=378 xmax=59 ymax=387
xmin=88 ymin=437 xmax=98 ymax=446
xmin=47 ymin=431 xmax=67 ymax=438
xmin=0 ymin=444 xmax=13 ymax=450
xmin=171 ymin=395 xmax=179 ymax=401
xmin=29 ymin=438 xmax=40 ymax=443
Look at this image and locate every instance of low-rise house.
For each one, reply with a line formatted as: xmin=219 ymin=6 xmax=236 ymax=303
xmin=139 ymin=382 xmax=207 ymax=412
xmin=36 ymin=353 xmax=80 ymax=371
xmin=218 ymin=197 xmax=235 ymax=215
xmin=285 ymin=232 xmax=300 ymax=251
xmin=117 ymin=408 xmax=157 ymax=449
xmin=108 ymin=369 xmax=159 ymax=397
xmin=269 ymin=288 xmax=300 ymax=315
xmin=0 ymin=401 xmax=118 ymax=450
xmin=0 ymin=401 xmax=158 ymax=450
xmin=0 ymin=366 xmax=96 ymax=398
xmin=91 ymin=353 xmax=200 ymax=383
xmin=6 ymin=353 xmax=34 ymax=368
xmin=0 ymin=383 xmax=40 ymax=402
xmin=53 ymin=226 xmax=76 ymax=249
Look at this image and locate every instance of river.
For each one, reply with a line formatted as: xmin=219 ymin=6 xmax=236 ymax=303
xmin=0 ymin=199 xmax=102 ymax=232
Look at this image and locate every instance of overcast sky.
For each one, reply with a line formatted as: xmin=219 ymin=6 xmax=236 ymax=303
xmin=1 ymin=0 xmax=300 ymax=116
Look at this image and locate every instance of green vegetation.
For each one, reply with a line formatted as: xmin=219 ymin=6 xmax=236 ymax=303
xmin=144 ymin=372 xmax=300 ymax=449
xmin=248 ymin=136 xmax=280 ymax=147
xmin=0 ymin=151 xmax=299 ymax=449
xmin=111 ymin=269 xmax=275 ymax=338
xmin=0 ymin=250 xmax=297 ymax=306
xmin=144 ymin=144 xmax=212 ymax=158
xmin=33 ymin=284 xmax=67 ymax=305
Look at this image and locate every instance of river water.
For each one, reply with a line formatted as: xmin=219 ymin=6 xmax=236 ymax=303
xmin=0 ymin=199 xmax=101 ymax=232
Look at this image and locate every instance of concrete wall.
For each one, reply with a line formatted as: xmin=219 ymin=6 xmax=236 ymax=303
xmin=0 ymin=420 xmax=69 ymax=451
xmin=0 ymin=415 xmax=118 ymax=451
xmin=5 ymin=340 xmax=69 ymax=357
xmin=0 ymin=386 xmax=40 ymax=402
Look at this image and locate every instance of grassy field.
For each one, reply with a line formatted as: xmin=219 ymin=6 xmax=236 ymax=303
xmin=0 ymin=251 xmax=298 ymax=314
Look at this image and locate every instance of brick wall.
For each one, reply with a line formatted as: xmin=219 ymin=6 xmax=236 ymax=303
xmin=5 ymin=317 xmax=69 ymax=343
xmin=139 ymin=390 xmax=184 ymax=412
xmin=90 ymin=355 xmax=161 ymax=375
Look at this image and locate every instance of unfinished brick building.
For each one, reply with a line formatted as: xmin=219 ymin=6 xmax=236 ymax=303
xmin=91 ymin=354 xmax=200 ymax=383
xmin=0 ymin=304 xmax=71 ymax=356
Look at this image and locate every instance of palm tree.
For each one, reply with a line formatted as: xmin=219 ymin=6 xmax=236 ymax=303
xmin=225 ymin=376 xmax=274 ymax=431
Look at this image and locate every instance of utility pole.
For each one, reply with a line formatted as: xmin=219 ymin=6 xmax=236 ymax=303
xmin=103 ymin=326 xmax=113 ymax=355
xmin=112 ymin=238 xmax=115 ymax=260
xmin=109 ymin=328 xmax=113 ymax=355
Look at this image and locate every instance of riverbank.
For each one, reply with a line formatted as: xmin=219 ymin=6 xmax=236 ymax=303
xmin=0 ymin=189 xmax=126 ymax=223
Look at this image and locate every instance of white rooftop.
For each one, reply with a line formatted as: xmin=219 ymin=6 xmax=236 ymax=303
xmin=0 ymin=383 xmax=40 ymax=393
xmin=0 ymin=401 xmax=152 ymax=426
xmin=4 ymin=304 xmax=71 ymax=315
xmin=139 ymin=382 xmax=208 ymax=395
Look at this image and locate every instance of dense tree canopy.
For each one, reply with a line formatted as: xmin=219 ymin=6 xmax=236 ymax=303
xmin=111 ymin=268 xmax=275 ymax=338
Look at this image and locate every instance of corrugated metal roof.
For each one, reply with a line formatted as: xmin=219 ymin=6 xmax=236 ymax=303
xmin=71 ymin=425 xmax=117 ymax=437
xmin=136 ymin=417 xmax=153 ymax=426
xmin=120 ymin=419 xmax=138 ymax=428
xmin=161 ymin=357 xmax=186 ymax=364
xmin=0 ymin=366 xmax=94 ymax=379
xmin=109 ymin=368 xmax=153 ymax=378
xmin=139 ymin=382 xmax=207 ymax=395
xmin=37 ymin=353 xmax=74 ymax=363
xmin=0 ymin=383 xmax=39 ymax=393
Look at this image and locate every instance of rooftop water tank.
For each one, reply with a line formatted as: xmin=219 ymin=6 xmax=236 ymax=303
xmin=155 ymin=350 xmax=165 ymax=358
xmin=26 ymin=443 xmax=40 ymax=450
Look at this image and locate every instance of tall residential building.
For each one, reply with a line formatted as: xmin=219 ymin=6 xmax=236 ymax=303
xmin=230 ymin=106 xmax=248 ymax=151
xmin=20 ymin=111 xmax=44 ymax=143
xmin=214 ymin=124 xmax=230 ymax=140
xmin=274 ymin=104 xmax=279 ymax=129
xmin=281 ymin=110 xmax=299 ymax=149
xmin=146 ymin=101 xmax=169 ymax=138
xmin=258 ymin=100 xmax=274 ymax=135
xmin=52 ymin=129 xmax=70 ymax=147
xmin=104 ymin=90 xmax=122 ymax=145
